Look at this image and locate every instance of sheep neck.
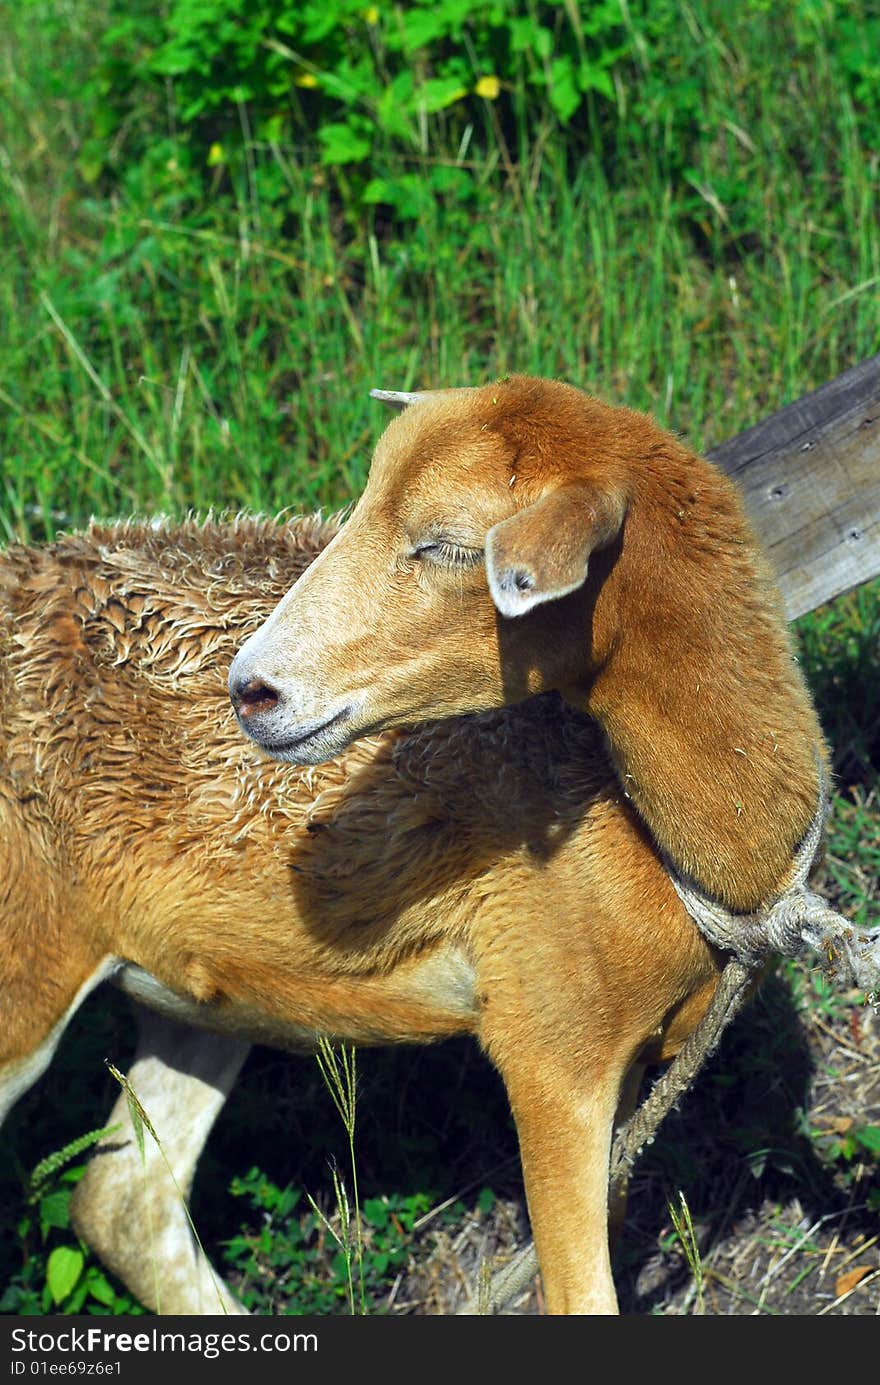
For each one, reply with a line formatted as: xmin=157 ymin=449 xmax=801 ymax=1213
xmin=579 ymin=469 xmax=825 ymax=914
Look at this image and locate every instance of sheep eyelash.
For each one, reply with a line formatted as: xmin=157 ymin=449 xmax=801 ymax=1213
xmin=411 ymin=539 xmax=484 ymax=570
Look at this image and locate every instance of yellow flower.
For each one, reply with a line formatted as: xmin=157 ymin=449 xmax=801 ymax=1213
xmin=362 ymin=5 xmax=379 ymax=22
xmin=207 ymin=143 xmax=225 ymax=167
xmin=295 ymin=72 xmax=319 ymax=89
xmin=474 ymin=75 xmax=500 ymax=100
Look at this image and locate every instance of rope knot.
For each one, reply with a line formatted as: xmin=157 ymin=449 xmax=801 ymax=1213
xmin=669 ymin=757 xmax=880 ymax=997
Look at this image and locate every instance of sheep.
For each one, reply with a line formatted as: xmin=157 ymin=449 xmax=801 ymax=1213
xmin=226 ymin=374 xmax=860 ymax=1309
xmin=0 ymin=509 xmax=723 ymax=1316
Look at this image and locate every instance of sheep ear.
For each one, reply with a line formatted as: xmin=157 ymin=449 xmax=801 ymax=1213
xmin=485 ymin=484 xmax=626 ymax=618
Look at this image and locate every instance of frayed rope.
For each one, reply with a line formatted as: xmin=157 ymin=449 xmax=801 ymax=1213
xmin=669 ymin=757 xmax=880 ymax=999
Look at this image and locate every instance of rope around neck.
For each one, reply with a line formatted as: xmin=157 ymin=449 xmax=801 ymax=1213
xmin=668 ymin=757 xmax=880 ymax=996
xmin=459 ymin=754 xmax=879 ymax=1314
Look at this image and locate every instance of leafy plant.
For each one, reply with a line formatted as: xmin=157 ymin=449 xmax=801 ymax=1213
xmin=75 ymin=0 xmax=880 ymax=240
xmin=223 ymin=1166 xmax=434 ymax=1314
xmin=0 ymin=1128 xmax=142 ymax=1315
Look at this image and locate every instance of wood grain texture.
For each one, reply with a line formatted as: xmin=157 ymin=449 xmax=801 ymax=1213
xmin=707 ymin=352 xmax=880 ymax=619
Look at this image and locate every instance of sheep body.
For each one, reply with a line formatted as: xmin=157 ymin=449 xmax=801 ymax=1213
xmin=0 ymin=512 xmax=719 ymax=1315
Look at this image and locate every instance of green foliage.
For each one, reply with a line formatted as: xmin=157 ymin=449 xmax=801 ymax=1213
xmin=83 ymin=0 xmax=627 ymax=189
xmin=224 ymin=1166 xmax=434 ymax=1314
xmin=76 ymin=0 xmax=880 ymax=232
xmin=837 ymin=1124 xmax=880 ymax=1161
xmin=3 ymin=0 xmax=879 ymax=543
xmin=0 ymin=1130 xmax=143 ymax=1315
xmin=809 ymin=1119 xmax=880 ymax=1185
xmin=796 ymin=580 xmax=880 ymax=790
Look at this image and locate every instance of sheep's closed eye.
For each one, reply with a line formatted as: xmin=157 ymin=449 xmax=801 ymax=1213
xmin=411 ymin=539 xmax=484 ymax=570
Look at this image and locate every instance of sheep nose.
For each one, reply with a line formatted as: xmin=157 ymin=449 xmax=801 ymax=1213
xmin=230 ymin=675 xmax=280 ymax=720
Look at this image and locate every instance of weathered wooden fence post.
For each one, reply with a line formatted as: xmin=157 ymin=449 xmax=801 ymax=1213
xmin=708 ymin=351 xmax=880 ymax=619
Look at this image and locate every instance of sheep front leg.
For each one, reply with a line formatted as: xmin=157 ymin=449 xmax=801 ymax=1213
xmin=475 ymin=930 xmax=634 ymax=1316
xmin=70 ymin=1006 xmax=250 ymax=1316
xmin=500 ymin=1062 xmax=623 ymax=1315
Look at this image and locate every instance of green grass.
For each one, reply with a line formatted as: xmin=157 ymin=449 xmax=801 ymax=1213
xmin=2 ymin=2 xmax=878 ymax=540
xmin=0 ymin=0 xmax=878 ymax=1317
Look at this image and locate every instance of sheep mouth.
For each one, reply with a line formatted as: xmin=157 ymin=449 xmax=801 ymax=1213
xmin=253 ymin=706 xmax=354 ymax=764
